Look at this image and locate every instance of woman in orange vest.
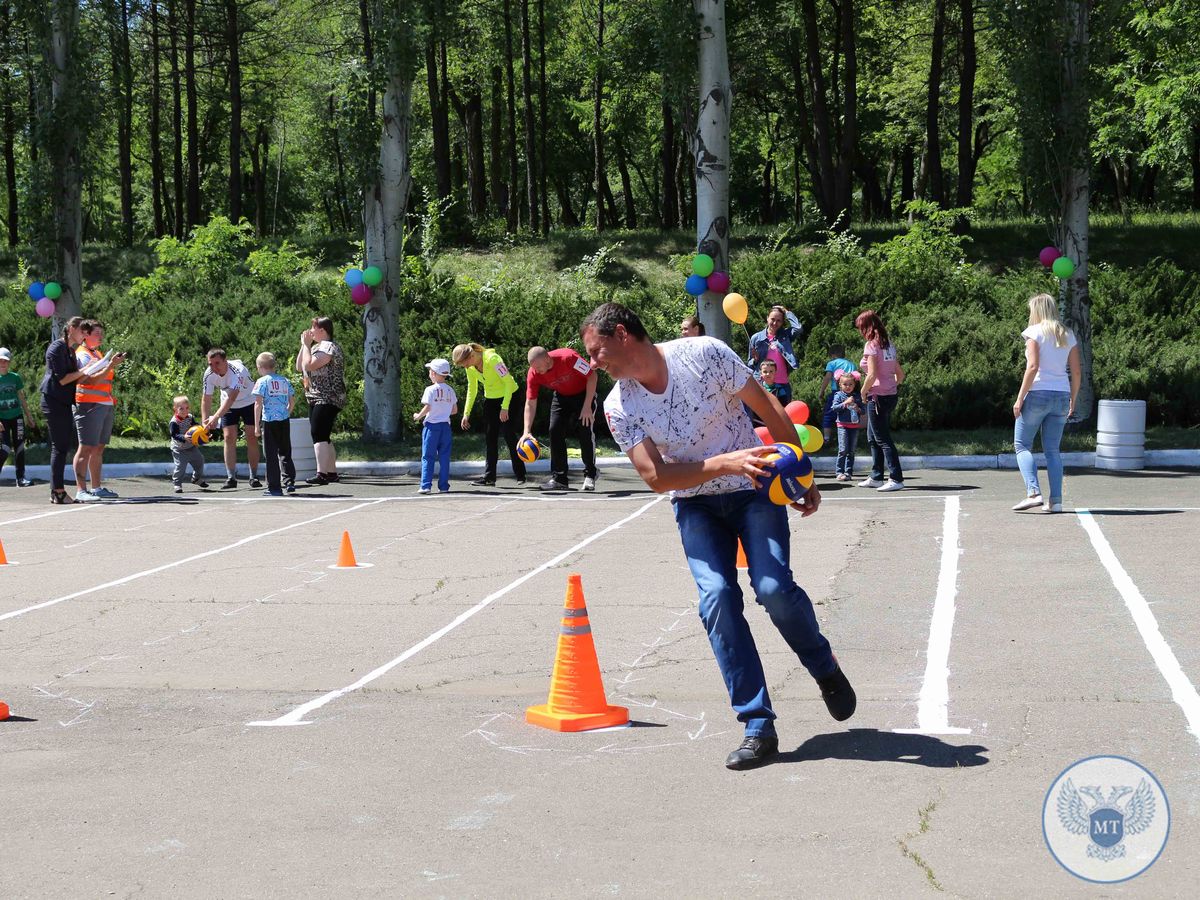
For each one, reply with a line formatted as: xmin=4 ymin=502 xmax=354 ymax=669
xmin=72 ymin=320 xmax=126 ymax=502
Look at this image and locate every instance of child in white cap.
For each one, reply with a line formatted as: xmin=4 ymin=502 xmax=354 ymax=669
xmin=0 ymin=348 xmax=34 ymax=486
xmin=413 ymin=358 xmax=458 ymax=494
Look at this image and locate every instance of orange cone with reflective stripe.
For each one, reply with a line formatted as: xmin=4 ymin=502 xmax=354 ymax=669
xmin=736 ymin=539 xmax=748 ymax=569
xmin=526 ymin=574 xmax=629 ymax=732
xmin=335 ymin=531 xmax=358 ymax=568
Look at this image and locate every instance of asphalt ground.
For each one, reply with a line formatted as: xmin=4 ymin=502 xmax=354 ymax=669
xmin=1 ymin=465 xmax=1198 ymax=898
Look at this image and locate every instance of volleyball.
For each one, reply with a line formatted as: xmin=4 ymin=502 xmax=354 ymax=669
xmin=186 ymin=425 xmax=210 ymax=446
xmin=516 ymin=436 xmax=541 ymax=464
xmin=755 ymin=443 xmax=814 ymax=505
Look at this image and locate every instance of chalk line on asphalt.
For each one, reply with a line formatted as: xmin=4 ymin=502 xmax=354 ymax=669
xmin=0 ymin=504 xmax=98 ymax=527
xmin=1077 ymin=508 xmax=1200 ymax=747
xmin=0 ymin=499 xmax=387 ymax=623
xmin=896 ymin=495 xmax=971 ymax=736
xmin=247 ymin=494 xmax=667 ymax=727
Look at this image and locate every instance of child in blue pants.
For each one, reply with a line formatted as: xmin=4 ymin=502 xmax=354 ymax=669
xmin=414 ymin=358 xmax=458 ymax=494
xmin=831 ymin=371 xmax=864 ymax=480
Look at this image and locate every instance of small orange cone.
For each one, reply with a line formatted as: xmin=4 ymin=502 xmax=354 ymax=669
xmin=0 ymin=700 xmax=9 ymax=721
xmin=335 ymin=531 xmax=358 ymax=568
xmin=736 ymin=539 xmax=748 ymax=569
xmin=526 ymin=574 xmax=629 ymax=732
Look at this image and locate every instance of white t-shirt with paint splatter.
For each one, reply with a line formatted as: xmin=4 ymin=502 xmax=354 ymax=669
xmin=603 ymin=337 xmax=759 ymax=499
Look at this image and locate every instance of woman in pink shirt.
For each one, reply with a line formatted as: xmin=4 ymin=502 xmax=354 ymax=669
xmin=855 ymin=310 xmax=905 ymax=492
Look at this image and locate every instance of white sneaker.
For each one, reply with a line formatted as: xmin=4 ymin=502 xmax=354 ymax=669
xmin=583 ymin=476 xmax=596 ymax=492
xmin=1043 ymin=501 xmax=1063 ymax=513
xmin=858 ymin=477 xmax=885 ymax=488
xmin=418 ymin=487 xmax=431 ymax=495
xmin=1011 ymin=496 xmax=1043 ymax=511
xmin=876 ymin=480 xmax=905 ymax=492
xmin=76 ymin=489 xmax=100 ymax=503
xmin=836 ymin=473 xmax=850 ymax=482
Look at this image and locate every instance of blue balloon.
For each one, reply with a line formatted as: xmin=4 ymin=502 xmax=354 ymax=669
xmin=28 ymin=282 xmax=45 ymax=300
xmin=343 ymin=268 xmax=364 ymax=287
xmin=684 ymin=274 xmax=708 ymax=296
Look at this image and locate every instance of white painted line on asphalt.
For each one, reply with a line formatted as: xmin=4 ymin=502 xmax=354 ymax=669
xmin=0 ymin=505 xmax=98 ymax=527
xmin=1077 ymin=508 xmax=1200 ymax=746
xmin=247 ymin=494 xmax=667 ymax=727
xmin=0 ymin=499 xmax=387 ymax=623
xmin=896 ymin=495 xmax=971 ymax=736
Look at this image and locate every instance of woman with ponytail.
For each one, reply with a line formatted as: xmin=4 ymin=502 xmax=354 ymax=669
xmin=855 ymin=310 xmax=905 ymax=492
xmin=1011 ymin=294 xmax=1081 ymax=514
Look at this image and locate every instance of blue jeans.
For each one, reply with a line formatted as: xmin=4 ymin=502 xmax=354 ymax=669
xmin=836 ymin=427 xmax=860 ymax=476
xmin=866 ymin=393 xmax=903 ymax=482
xmin=420 ymin=421 xmax=452 ymax=491
xmin=672 ymin=490 xmax=836 ymax=739
xmin=1013 ymin=390 xmax=1070 ymax=503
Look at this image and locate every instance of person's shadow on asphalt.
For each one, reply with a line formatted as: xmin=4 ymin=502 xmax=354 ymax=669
xmin=776 ymin=728 xmax=989 ymax=768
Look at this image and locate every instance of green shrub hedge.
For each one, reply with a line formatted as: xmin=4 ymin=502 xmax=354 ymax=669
xmin=2 ymin=214 xmax=1197 ymax=442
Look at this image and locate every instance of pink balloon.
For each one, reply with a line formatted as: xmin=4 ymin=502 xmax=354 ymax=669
xmin=1038 ymin=246 xmax=1062 ymax=268
xmin=707 ymin=271 xmax=731 ymax=294
xmin=350 ymin=283 xmax=372 ymax=305
xmin=35 ymin=297 xmax=55 ymax=318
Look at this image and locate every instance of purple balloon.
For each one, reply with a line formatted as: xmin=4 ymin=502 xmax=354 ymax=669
xmin=707 ymin=271 xmax=731 ymax=294
xmin=350 ymin=283 xmax=372 ymax=305
xmin=35 ymin=297 xmax=55 ymax=318
xmin=1038 ymin=246 xmax=1062 ymax=268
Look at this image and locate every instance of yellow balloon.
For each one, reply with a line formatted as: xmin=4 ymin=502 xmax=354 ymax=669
xmin=802 ymin=427 xmax=825 ymax=454
xmin=722 ymin=292 xmax=748 ymax=325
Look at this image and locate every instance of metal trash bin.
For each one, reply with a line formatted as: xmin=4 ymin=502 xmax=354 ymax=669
xmin=1095 ymin=400 xmax=1146 ymax=471
xmin=289 ymin=417 xmax=318 ymax=480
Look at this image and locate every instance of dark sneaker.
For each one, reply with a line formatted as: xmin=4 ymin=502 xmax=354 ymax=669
xmin=725 ymin=735 xmax=779 ymax=770
xmin=173 ymin=485 xmax=183 ymax=494
xmin=262 ymin=489 xmax=284 ymax=497
xmin=470 ymin=477 xmax=495 ymax=487
xmin=305 ymin=474 xmax=329 ymax=486
xmin=195 ymin=480 xmax=209 ymax=489
xmin=17 ymin=477 xmax=34 ymax=487
xmin=324 ymin=472 xmax=340 ymax=483
xmin=285 ymin=483 xmax=296 ymax=494
xmin=249 ymin=477 xmax=263 ymax=489
xmin=817 ymin=665 xmax=857 ymax=722
xmin=222 ymin=477 xmax=237 ymax=490
xmin=539 ymin=477 xmax=568 ymax=493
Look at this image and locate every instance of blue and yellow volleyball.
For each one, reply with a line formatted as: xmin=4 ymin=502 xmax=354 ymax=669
xmin=756 ymin=442 xmax=813 ymax=505
xmin=185 ymin=425 xmax=210 ymax=446
xmin=517 ymin=436 xmax=541 ymax=464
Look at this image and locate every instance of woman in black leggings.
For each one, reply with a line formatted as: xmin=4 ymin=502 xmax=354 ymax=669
xmin=39 ymin=316 xmax=88 ymax=504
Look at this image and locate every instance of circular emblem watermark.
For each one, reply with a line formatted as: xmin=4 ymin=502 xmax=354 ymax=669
xmin=1043 ymin=755 xmax=1169 ymax=883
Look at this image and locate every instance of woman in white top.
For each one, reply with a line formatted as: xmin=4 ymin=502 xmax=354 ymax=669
xmin=1012 ymin=294 xmax=1081 ymax=513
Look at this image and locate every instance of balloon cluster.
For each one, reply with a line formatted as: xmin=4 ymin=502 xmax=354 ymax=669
xmin=27 ymin=281 xmax=63 ymax=318
xmin=1038 ymin=246 xmax=1075 ymax=279
xmin=343 ymin=265 xmax=383 ymax=305
xmin=754 ymin=400 xmax=825 ymax=453
xmin=683 ymin=253 xmax=731 ymax=298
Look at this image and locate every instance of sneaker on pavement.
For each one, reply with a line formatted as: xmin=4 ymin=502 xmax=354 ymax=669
xmin=249 ymin=477 xmax=263 ymax=489
xmin=583 ymin=476 xmax=597 ymax=492
xmin=285 ymin=483 xmax=296 ymax=494
xmin=418 ymin=487 xmax=431 ymax=495
xmin=539 ymin=477 xmax=568 ymax=493
xmin=17 ymin=477 xmax=35 ymax=487
xmin=470 ymin=477 xmax=495 ymax=487
xmin=724 ymin=735 xmax=779 ymax=771
xmin=876 ymin=480 xmax=905 ymax=493
xmin=859 ymin=477 xmax=885 ymax=488
xmin=513 ymin=478 xmax=526 ymax=486
xmin=222 ymin=477 xmax=238 ymax=490
xmin=305 ymin=474 xmax=328 ymax=486
xmin=76 ymin=489 xmax=100 ymax=503
xmin=93 ymin=486 xmax=119 ymax=499
xmin=195 ymin=480 xmax=209 ymax=489
xmin=817 ymin=665 xmax=857 ymax=722
xmin=262 ymin=490 xmax=284 ymax=497
xmin=836 ymin=473 xmax=849 ymax=482
xmin=1011 ymin=495 xmax=1043 ymax=511
xmin=1043 ymin=501 xmax=1063 ymax=513
xmin=173 ymin=485 xmax=183 ymax=494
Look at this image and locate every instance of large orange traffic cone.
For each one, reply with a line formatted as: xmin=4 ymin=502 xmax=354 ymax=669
xmin=0 ymin=538 xmax=8 ymax=566
xmin=335 ymin=531 xmax=358 ymax=568
xmin=736 ymin=539 xmax=748 ymax=570
xmin=526 ymin=574 xmax=629 ymax=732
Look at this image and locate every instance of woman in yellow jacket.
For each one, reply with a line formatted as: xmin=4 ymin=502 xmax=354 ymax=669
xmin=451 ymin=343 xmax=528 ymax=486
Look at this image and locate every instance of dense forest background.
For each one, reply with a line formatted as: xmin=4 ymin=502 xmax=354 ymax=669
xmin=1 ymin=0 xmax=1198 ymax=441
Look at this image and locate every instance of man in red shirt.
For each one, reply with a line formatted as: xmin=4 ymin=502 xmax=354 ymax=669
xmin=521 ymin=346 xmax=599 ymax=492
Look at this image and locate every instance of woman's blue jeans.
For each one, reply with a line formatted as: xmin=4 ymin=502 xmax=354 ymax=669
xmin=1013 ymin=390 xmax=1070 ymax=503
xmin=672 ymin=490 xmax=836 ymax=738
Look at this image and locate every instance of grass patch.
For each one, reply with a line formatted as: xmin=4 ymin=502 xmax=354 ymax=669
xmin=897 ymin=799 xmax=944 ymax=893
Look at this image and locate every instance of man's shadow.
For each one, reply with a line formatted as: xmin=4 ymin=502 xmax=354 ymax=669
xmin=776 ymin=728 xmax=989 ymax=768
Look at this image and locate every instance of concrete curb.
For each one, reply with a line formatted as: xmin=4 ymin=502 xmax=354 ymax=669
xmin=7 ymin=448 xmax=1199 ymax=484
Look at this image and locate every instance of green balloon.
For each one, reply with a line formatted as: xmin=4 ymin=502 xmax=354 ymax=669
xmin=1051 ymin=257 xmax=1075 ymax=279
xmin=692 ymin=254 xmax=714 ymax=277
xmin=362 ymin=265 xmax=383 ymax=286
xmin=795 ymin=423 xmax=809 ymax=445
xmin=43 ymin=281 xmax=63 ymax=299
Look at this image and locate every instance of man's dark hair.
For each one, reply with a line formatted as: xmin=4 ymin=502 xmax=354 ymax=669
xmin=207 ymin=347 xmax=227 ymax=361
xmin=829 ymin=344 xmax=845 ymax=358
xmin=581 ymin=302 xmax=648 ymax=341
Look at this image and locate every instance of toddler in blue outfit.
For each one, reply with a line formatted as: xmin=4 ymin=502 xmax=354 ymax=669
xmin=414 ymin=358 xmax=458 ymax=494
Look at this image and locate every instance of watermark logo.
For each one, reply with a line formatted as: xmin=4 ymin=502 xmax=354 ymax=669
xmin=1043 ymin=756 xmax=1170 ymax=883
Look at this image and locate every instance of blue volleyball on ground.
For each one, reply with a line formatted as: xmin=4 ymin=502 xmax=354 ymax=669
xmin=517 ymin=436 xmax=541 ymax=464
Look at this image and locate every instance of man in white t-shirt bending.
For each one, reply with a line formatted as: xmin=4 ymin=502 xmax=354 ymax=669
xmin=581 ymin=302 xmax=856 ymax=770
xmin=201 ymin=348 xmax=262 ymax=489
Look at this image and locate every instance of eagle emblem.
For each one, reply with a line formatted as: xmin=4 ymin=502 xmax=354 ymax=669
xmin=1057 ymin=777 xmax=1157 ymax=862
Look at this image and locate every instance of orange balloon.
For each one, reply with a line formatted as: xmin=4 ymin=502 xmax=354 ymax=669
xmin=722 ymin=292 xmax=748 ymax=325
xmin=785 ymin=400 xmax=810 ymax=425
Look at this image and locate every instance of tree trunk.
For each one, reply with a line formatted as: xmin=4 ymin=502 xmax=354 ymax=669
xmin=1 ymin=0 xmax=18 ymax=246
xmin=456 ymin=85 xmax=486 ymax=216
xmin=185 ymin=0 xmax=200 ymax=228
xmin=800 ymin=0 xmax=837 ymax=224
xmin=520 ymin=0 xmax=538 ymax=232
xmin=1058 ymin=0 xmax=1092 ymax=423
xmin=1191 ymin=124 xmax=1200 ymax=210
xmin=110 ymin=0 xmax=134 ymax=244
xmin=833 ymin=0 xmax=857 ymax=223
xmin=148 ymin=0 xmax=166 ymax=237
xmin=901 ymin=142 xmax=914 ymax=206
xmin=693 ymin=0 xmax=731 ymax=344
xmin=46 ymin=0 xmax=84 ymax=325
xmin=168 ymin=0 xmax=184 ymax=236
xmin=489 ymin=65 xmax=506 ymax=217
xmin=555 ymin=177 xmax=579 ymax=226
xmin=225 ymin=0 xmax=242 ymax=223
xmin=925 ymin=0 xmax=946 ymax=206
xmin=955 ymin=0 xmax=976 ymax=209
xmin=362 ymin=71 xmax=411 ymax=442
xmin=503 ymin=0 xmax=519 ymax=230
xmin=615 ymin=137 xmax=636 ymax=228
xmin=537 ymin=0 xmax=548 ymax=233
xmin=252 ymin=122 xmax=268 ymax=235
xmin=592 ymin=0 xmax=606 ymax=232
xmin=660 ymin=94 xmax=677 ymax=229
xmin=425 ymin=33 xmax=451 ymax=199
xmin=329 ymin=93 xmax=351 ymax=230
